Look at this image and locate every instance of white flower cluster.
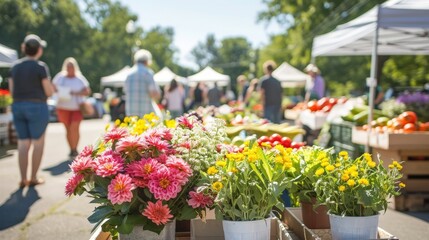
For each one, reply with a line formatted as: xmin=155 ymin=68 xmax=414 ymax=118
xmin=172 ymin=117 xmax=228 ymax=171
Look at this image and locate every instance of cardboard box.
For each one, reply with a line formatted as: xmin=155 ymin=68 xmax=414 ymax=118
xmin=352 ymin=127 xmax=429 ymax=150
xmin=283 ymin=208 xmax=398 ymax=240
xmin=299 ymin=110 xmax=328 ymax=130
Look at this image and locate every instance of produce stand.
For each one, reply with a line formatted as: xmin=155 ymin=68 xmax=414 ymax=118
xmin=352 ymin=128 xmax=429 ymax=211
xmin=225 ymin=122 xmax=305 ymax=140
xmin=329 ymin=122 xmax=364 ymax=159
xmin=283 ymin=208 xmax=398 ymax=240
xmin=299 ymin=110 xmax=328 ymax=130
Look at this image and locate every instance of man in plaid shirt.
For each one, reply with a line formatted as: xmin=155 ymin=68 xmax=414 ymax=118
xmin=124 ymin=49 xmax=161 ymax=117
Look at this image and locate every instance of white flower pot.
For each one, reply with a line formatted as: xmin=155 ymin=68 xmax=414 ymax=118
xmin=329 ymin=214 xmax=379 ymax=240
xmin=120 ymin=219 xmax=176 ymax=240
xmin=222 ymin=218 xmax=271 ymax=240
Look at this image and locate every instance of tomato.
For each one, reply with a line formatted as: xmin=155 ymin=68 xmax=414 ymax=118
xmin=398 ymin=111 xmax=418 ymax=124
xmin=336 ymin=96 xmax=348 ymax=104
xmin=257 ymin=136 xmax=270 ymax=145
xmin=328 ymin=97 xmax=338 ymax=105
xmin=307 ymin=100 xmax=318 ymax=112
xmin=269 ymin=133 xmax=282 ymax=143
xmin=317 ymin=97 xmax=329 ymax=109
xmin=403 ymin=123 xmax=416 ymax=133
xmin=322 ymin=104 xmax=333 ymax=113
xmin=280 ymin=137 xmax=292 ymax=148
xmin=291 ymin=142 xmax=305 ymax=149
xmin=272 ymin=141 xmax=281 ymax=146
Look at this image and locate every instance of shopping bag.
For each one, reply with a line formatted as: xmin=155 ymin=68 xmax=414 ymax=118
xmin=79 ymin=100 xmax=95 ymax=117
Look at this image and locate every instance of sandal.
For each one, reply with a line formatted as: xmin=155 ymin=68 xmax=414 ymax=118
xmin=29 ymin=178 xmax=45 ymax=186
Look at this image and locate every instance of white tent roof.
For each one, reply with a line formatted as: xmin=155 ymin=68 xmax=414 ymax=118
xmin=187 ymin=66 xmax=230 ymax=87
xmin=0 ymin=43 xmax=18 ymax=68
xmin=312 ymin=0 xmax=429 ymax=57
xmin=153 ymin=67 xmax=186 ymax=86
xmin=100 ymin=66 xmax=131 ymax=88
xmin=272 ymin=62 xmax=309 ymax=88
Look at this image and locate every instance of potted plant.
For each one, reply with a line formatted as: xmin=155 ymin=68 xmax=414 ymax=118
xmin=0 ymin=89 xmax=12 ymax=113
xmin=288 ymin=146 xmax=334 ymax=229
xmin=65 ymin=113 xmax=228 ymax=240
xmin=196 ymin=141 xmax=296 ymax=240
xmin=315 ymin=151 xmax=405 ymax=240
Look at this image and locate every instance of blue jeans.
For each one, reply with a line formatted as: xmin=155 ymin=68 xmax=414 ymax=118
xmin=12 ymin=102 xmax=49 ymax=139
xmin=263 ymin=105 xmax=281 ymax=123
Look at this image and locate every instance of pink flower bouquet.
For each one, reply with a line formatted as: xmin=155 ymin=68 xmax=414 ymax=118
xmin=65 ymin=113 xmax=228 ymax=237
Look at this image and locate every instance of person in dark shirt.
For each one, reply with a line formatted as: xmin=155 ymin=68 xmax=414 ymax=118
xmin=259 ymin=60 xmax=282 ymax=123
xmin=9 ymin=34 xmax=54 ymax=188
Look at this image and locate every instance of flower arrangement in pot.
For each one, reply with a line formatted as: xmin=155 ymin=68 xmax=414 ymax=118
xmin=288 ymin=146 xmax=334 ymax=229
xmin=197 ymin=141 xmax=296 ymax=240
xmin=0 ymin=89 xmax=12 ymax=112
xmin=314 ymin=151 xmax=405 ymax=240
xmin=65 ymin=113 xmax=228 ymax=239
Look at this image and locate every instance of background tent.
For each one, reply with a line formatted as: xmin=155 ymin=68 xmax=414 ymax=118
xmin=272 ymin=62 xmax=309 ymax=88
xmin=187 ymin=66 xmax=230 ymax=87
xmin=153 ymin=66 xmax=187 ymax=86
xmin=311 ymin=0 xmax=429 ymax=149
xmin=0 ymin=43 xmax=18 ymax=68
xmin=100 ymin=66 xmax=131 ymax=88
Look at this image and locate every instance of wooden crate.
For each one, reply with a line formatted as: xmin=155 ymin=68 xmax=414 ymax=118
xmin=352 ymin=128 xmax=429 ymax=150
xmin=389 ymin=193 xmax=429 ymax=212
xmin=283 ymin=208 xmax=398 ymax=240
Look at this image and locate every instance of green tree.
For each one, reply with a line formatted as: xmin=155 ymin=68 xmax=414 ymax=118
xmin=190 ymin=34 xmax=219 ymax=69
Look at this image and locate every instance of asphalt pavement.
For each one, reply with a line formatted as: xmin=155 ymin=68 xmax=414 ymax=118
xmin=0 ymin=117 xmax=428 ymax=240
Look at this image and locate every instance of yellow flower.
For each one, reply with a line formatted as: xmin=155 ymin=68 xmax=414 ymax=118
xmin=114 ymin=119 xmax=121 ymax=126
xmin=399 ymin=182 xmax=406 ymax=188
xmin=339 ymin=151 xmax=348 ymax=159
xmin=321 ymin=161 xmax=329 ymax=167
xmin=325 ymin=165 xmax=335 ymax=172
xmin=347 ymin=179 xmax=356 ymax=187
xmin=363 ymin=153 xmax=372 ymax=162
xmin=247 ymin=154 xmax=258 ymax=163
xmin=335 ymin=162 xmax=341 ymax=167
xmin=275 ymin=156 xmax=283 ymax=164
xmin=358 ymin=178 xmax=369 ymax=186
xmin=229 ymin=167 xmax=238 ymax=173
xmin=207 ymin=166 xmax=218 ymax=175
xmin=341 ymin=174 xmax=350 ymax=181
xmin=212 ymin=182 xmax=223 ymax=192
xmin=315 ymin=168 xmax=325 ymax=176
xmin=124 ymin=116 xmax=130 ymax=123
xmin=368 ymin=161 xmax=376 ymax=168
xmin=216 ymin=160 xmax=227 ymax=167
xmin=393 ymin=161 xmax=403 ymax=170
xmin=388 ymin=164 xmax=394 ymax=169
xmin=350 ymin=171 xmax=359 ymax=178
xmin=338 ymin=185 xmax=346 ymax=192
xmin=165 ymin=119 xmax=176 ymax=128
xmin=104 ymin=124 xmax=110 ymax=131
xmin=261 ymin=142 xmax=271 ymax=148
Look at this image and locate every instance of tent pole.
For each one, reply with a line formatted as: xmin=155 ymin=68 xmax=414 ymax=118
xmin=366 ymin=5 xmax=381 ymax=153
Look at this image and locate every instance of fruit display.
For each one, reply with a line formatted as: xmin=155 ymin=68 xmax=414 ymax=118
xmin=256 ymin=133 xmax=306 ymax=149
xmin=225 ymin=122 xmax=305 ymax=140
xmin=293 ymin=97 xmax=348 ymax=113
xmin=361 ymin=111 xmax=429 ymax=133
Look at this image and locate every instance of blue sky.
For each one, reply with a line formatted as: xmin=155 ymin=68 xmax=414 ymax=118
xmin=119 ymin=0 xmax=284 ymax=69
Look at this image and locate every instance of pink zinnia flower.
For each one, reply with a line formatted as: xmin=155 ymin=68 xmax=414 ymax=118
xmin=142 ymin=200 xmax=173 ymax=225
xmin=95 ymin=150 xmax=124 ymax=177
xmin=77 ymin=145 xmax=94 ymax=158
xmin=148 ymin=168 xmax=181 ymax=200
xmin=104 ymin=128 xmax=128 ymax=142
xmin=177 ymin=116 xmax=195 ymax=129
xmin=65 ymin=174 xmax=84 ymax=197
xmin=165 ymin=156 xmax=192 ymax=184
xmin=70 ymin=156 xmax=94 ymax=174
xmin=107 ymin=174 xmax=135 ymax=205
xmin=144 ymin=135 xmax=170 ymax=153
xmin=187 ymin=191 xmax=214 ymax=209
xmin=116 ymin=135 xmax=146 ymax=156
xmin=126 ymin=158 xmax=161 ymax=187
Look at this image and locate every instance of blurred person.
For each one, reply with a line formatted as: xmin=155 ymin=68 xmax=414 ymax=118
xmin=304 ymin=64 xmax=325 ymax=102
xmin=52 ymin=57 xmax=91 ymax=157
xmin=188 ymin=82 xmax=207 ymax=110
xmin=9 ymin=34 xmax=54 ymax=187
xmin=124 ymin=49 xmax=161 ymax=117
xmin=163 ymin=78 xmax=185 ymax=119
xmin=207 ymin=82 xmax=223 ymax=107
xmin=259 ymin=60 xmax=282 ymax=123
xmin=237 ymin=75 xmax=249 ymax=103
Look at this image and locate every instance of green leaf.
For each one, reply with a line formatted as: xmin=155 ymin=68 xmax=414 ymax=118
xmin=88 ymin=206 xmax=113 ymax=224
xmin=90 ymin=198 xmax=109 ymax=204
xmin=117 ymin=215 xmax=134 ymax=234
xmin=177 ymin=205 xmax=197 ymax=220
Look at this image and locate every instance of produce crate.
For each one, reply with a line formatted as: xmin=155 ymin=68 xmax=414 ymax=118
xmin=299 ymin=110 xmax=328 ymax=130
xmin=282 ymin=208 xmax=398 ymax=240
xmin=329 ymin=121 xmax=355 ymax=145
xmin=331 ymin=140 xmax=365 ymax=159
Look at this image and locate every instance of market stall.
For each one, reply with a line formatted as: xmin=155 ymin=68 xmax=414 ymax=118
xmin=187 ymin=66 xmax=230 ymax=87
xmin=312 ymin=0 xmax=429 ymax=211
xmin=153 ymin=66 xmax=187 ymax=86
xmin=272 ymin=62 xmax=308 ymax=88
xmin=100 ymin=66 xmax=131 ymax=88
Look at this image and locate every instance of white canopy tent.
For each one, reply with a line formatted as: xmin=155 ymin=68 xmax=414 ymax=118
xmin=187 ymin=66 xmax=230 ymax=87
xmin=272 ymin=62 xmax=309 ymax=88
xmin=311 ymin=0 xmax=429 ymax=150
xmin=153 ymin=66 xmax=187 ymax=86
xmin=100 ymin=66 xmax=131 ymax=88
xmin=0 ymin=43 xmax=18 ymax=68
